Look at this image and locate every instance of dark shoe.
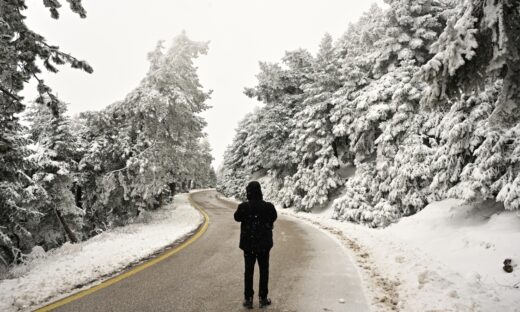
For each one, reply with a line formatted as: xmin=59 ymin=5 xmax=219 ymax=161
xmin=259 ymin=297 xmax=271 ymax=308
xmin=243 ymin=297 xmax=253 ymax=309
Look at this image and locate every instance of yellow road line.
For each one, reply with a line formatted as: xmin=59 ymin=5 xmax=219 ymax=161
xmin=35 ymin=192 xmax=210 ymax=312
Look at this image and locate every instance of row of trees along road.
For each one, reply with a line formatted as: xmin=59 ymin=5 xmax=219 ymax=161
xmin=218 ymin=0 xmax=520 ymax=227
xmin=0 ymin=1 xmax=215 ymax=268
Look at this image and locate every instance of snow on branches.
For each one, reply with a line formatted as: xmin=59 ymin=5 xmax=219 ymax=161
xmin=0 ymin=32 xmax=216 ymax=267
xmin=219 ymin=0 xmax=520 ymax=228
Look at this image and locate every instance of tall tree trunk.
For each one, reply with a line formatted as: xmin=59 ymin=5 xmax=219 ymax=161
xmin=332 ymin=140 xmax=338 ymax=158
xmin=54 ymin=208 xmax=78 ymax=243
xmin=74 ymin=184 xmax=83 ymax=208
xmin=169 ymin=182 xmax=176 ymax=196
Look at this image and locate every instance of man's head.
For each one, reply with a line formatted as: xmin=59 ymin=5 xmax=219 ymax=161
xmin=246 ymin=181 xmax=263 ymax=201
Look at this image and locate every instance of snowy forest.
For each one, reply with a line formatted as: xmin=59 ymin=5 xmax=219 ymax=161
xmin=218 ymin=0 xmax=520 ymax=227
xmin=0 ymin=1 xmax=215 ymax=267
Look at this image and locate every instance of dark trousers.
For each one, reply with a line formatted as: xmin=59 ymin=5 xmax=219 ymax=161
xmin=243 ymin=250 xmax=270 ymax=299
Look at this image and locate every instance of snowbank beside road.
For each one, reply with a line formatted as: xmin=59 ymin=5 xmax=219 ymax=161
xmin=0 ymin=193 xmax=203 ymax=312
xmin=281 ymin=199 xmax=520 ymax=311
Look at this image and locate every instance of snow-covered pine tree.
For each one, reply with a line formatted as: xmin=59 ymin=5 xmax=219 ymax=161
xmin=0 ymin=0 xmax=92 ymax=115
xmin=24 ymin=101 xmax=84 ymax=249
xmin=0 ymin=0 xmax=91 ymax=266
xmin=331 ymin=0 xmax=450 ymax=225
xmin=244 ymin=49 xmax=314 ymax=173
xmin=75 ymin=106 xmax=134 ymax=233
xmin=240 ymin=106 xmax=276 ymax=172
xmin=0 ymin=113 xmax=35 ymax=266
xmin=332 ymin=61 xmax=434 ymax=226
xmin=440 ymin=83 xmax=520 ymax=211
xmin=217 ymin=113 xmax=255 ymax=199
xmin=418 ymin=0 xmax=520 ymax=211
xmin=185 ymin=139 xmax=216 ymax=189
xmin=286 ymin=34 xmax=343 ymax=211
xmin=375 ymin=0 xmax=448 ymax=72
xmin=420 ymin=0 xmax=520 ymax=125
xmin=429 ymin=86 xmax=497 ymax=197
xmin=206 ymin=166 xmax=218 ymax=189
xmin=332 ymin=162 xmax=393 ymax=227
xmin=494 ymin=124 xmax=520 ymax=210
xmin=78 ymin=33 xmax=212 ymax=234
xmin=335 ymin=3 xmax=387 ymax=62
xmin=243 ymin=50 xmax=314 ymax=205
xmin=418 ymin=9 xmax=479 ymax=107
xmin=330 ymin=3 xmax=388 ymax=162
xmin=325 ymin=9 xmax=388 ymax=225
xmin=373 ymin=61 xmax=434 ymax=216
xmin=220 ymin=0 xmax=520 ymax=226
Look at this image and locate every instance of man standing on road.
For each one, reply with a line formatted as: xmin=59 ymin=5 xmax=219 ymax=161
xmin=234 ymin=181 xmax=277 ymax=309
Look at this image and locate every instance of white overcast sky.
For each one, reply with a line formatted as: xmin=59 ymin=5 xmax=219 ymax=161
xmin=22 ymin=0 xmax=384 ymax=168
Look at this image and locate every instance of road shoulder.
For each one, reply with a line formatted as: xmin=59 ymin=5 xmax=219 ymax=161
xmin=0 ymin=193 xmax=206 ymax=312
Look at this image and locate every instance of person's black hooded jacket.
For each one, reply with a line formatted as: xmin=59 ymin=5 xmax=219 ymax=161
xmin=234 ymin=181 xmax=277 ymax=253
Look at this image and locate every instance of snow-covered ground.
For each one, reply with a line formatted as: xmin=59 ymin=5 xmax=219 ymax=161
xmin=0 ymin=193 xmax=203 ymax=312
xmin=280 ymin=198 xmax=520 ymax=312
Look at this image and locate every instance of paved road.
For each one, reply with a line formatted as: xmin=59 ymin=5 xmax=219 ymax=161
xmin=53 ymin=190 xmax=368 ymax=312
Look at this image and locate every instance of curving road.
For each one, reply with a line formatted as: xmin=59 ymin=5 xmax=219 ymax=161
xmin=51 ymin=190 xmax=368 ymax=312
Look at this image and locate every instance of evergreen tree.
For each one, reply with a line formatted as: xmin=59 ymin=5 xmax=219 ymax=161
xmin=420 ymin=0 xmax=520 ymax=125
xmin=24 ymin=101 xmax=84 ymax=249
xmin=244 ymin=49 xmax=314 ymax=173
xmin=332 ymin=61 xmax=434 ymax=226
xmin=443 ymin=83 xmax=520 ymax=210
xmin=78 ymin=33 xmax=212 ymax=234
xmin=330 ymin=0 xmax=450 ymax=224
xmin=219 ymin=0 xmax=520 ymax=227
xmin=495 ymin=124 xmax=520 ymax=210
xmin=0 ymin=0 xmax=91 ymax=266
xmin=287 ymin=34 xmax=343 ymax=211
xmin=330 ymin=3 xmax=388 ymax=162
xmin=375 ymin=0 xmax=447 ymax=71
xmin=430 ymin=87 xmax=498 ymax=198
xmin=242 ymin=50 xmax=315 ymax=205
xmin=217 ymin=113 xmax=255 ymax=199
xmin=0 ymin=0 xmax=91 ymax=114
xmin=418 ymin=0 xmax=520 ymax=210
xmin=188 ymin=139 xmax=216 ymax=189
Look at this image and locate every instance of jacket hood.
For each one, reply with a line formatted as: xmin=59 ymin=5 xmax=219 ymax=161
xmin=246 ymin=181 xmax=263 ymax=201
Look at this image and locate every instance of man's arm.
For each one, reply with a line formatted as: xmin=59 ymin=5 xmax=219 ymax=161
xmin=268 ymin=203 xmax=277 ymax=223
xmin=234 ymin=203 xmax=245 ymax=222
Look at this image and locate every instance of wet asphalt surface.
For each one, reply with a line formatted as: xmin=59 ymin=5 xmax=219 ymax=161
xmin=53 ymin=190 xmax=368 ymax=312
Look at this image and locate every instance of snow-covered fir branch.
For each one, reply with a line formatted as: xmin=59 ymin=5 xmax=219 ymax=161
xmin=218 ymin=0 xmax=520 ymax=227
